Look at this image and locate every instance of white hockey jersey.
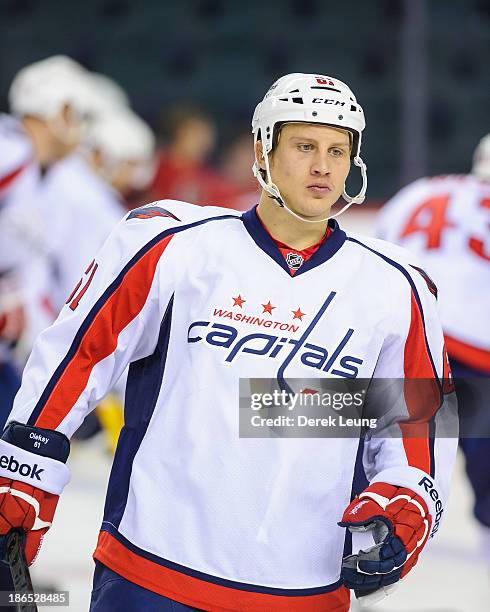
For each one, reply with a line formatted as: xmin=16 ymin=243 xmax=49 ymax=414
xmin=37 ymin=153 xmax=126 ymax=311
xmin=0 ymin=114 xmax=54 ymax=361
xmin=377 ymin=174 xmax=490 ymax=373
xmin=4 ymin=202 xmax=457 ymax=611
xmin=0 ymin=114 xmax=37 ymax=274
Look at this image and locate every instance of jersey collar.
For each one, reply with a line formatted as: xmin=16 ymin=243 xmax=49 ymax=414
xmin=241 ymin=205 xmax=346 ymax=277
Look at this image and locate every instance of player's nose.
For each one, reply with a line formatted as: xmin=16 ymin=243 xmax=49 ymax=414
xmin=310 ymin=152 xmax=331 ymax=175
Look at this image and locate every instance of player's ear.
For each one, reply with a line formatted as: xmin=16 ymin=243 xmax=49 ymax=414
xmin=254 ymin=140 xmax=266 ymax=171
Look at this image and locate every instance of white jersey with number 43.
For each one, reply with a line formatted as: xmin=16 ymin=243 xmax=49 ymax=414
xmin=377 ymin=174 xmax=490 ymax=372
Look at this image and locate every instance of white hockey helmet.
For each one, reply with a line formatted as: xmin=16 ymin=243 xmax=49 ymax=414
xmin=85 ymin=108 xmax=156 ymax=189
xmin=472 ymin=133 xmax=490 ymax=181
xmin=84 ymin=72 xmax=130 ymax=119
xmin=252 ymin=73 xmax=367 ymax=221
xmin=8 ymin=55 xmax=96 ymax=121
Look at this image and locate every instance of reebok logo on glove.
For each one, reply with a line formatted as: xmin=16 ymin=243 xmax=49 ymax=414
xmin=418 ymin=476 xmax=443 ymax=537
xmin=0 ymin=455 xmax=44 ymax=480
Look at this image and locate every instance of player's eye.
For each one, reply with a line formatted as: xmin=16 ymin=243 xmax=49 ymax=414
xmin=297 ymin=143 xmax=314 ymax=152
xmin=330 ymin=148 xmax=345 ymax=157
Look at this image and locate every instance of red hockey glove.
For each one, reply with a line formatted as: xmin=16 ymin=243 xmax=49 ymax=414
xmin=0 ymin=303 xmax=26 ymax=343
xmin=338 ymin=482 xmax=432 ymax=594
xmin=0 ymin=422 xmax=70 ymax=565
xmin=0 ymin=478 xmax=59 ymax=565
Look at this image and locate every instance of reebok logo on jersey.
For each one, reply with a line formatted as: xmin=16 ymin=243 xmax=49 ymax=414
xmin=0 ymin=455 xmax=44 ymax=481
xmin=418 ymin=476 xmax=444 ymax=537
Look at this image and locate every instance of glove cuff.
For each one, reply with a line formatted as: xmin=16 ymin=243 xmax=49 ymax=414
xmin=2 ymin=421 xmax=70 ymax=462
xmin=0 ymin=439 xmax=70 ymax=495
xmin=371 ymin=467 xmax=443 ymax=539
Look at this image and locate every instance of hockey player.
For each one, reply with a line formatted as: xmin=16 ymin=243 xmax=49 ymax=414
xmin=1 ymin=58 xmax=127 ymax=445
xmin=3 ymin=55 xmax=103 ymax=344
xmin=84 ymin=107 xmax=156 ymax=206
xmin=0 ymin=55 xmax=94 ymax=417
xmin=377 ymin=133 xmax=490 ymax=572
xmin=0 ymin=74 xmax=457 ymax=611
xmin=0 ymin=55 xmax=97 ymax=609
xmin=0 ymin=112 xmax=35 ymax=420
xmin=7 ymin=60 xmax=128 ymax=312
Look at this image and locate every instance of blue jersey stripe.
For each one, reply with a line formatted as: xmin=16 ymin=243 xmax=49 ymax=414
xmin=277 ymin=291 xmax=337 ymax=392
xmin=103 ymin=295 xmax=174 ymax=529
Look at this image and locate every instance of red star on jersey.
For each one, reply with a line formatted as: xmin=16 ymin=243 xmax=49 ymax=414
xmin=232 ymin=294 xmax=246 ymax=308
xmin=261 ymin=301 xmax=276 ymax=315
xmin=292 ymin=307 xmax=306 ymax=321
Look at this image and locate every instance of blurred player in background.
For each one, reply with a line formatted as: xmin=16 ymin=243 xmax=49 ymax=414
xmin=85 ymin=107 xmax=156 ymax=210
xmin=11 ymin=63 xmax=129 ymax=313
xmin=0 ymin=111 xmax=33 ymax=433
xmin=150 ymin=105 xmax=237 ymax=207
xmin=0 ymin=73 xmax=457 ymax=611
xmin=0 ymin=54 xmax=101 ymax=605
xmin=219 ymin=127 xmax=259 ymax=211
xmin=377 ymin=133 xmax=490 ymax=572
xmin=3 ymin=57 xmax=136 ymax=447
xmin=0 ymin=56 xmax=96 ymax=409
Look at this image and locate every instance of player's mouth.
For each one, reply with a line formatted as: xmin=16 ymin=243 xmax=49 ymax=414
xmin=306 ymin=183 xmax=332 ymax=196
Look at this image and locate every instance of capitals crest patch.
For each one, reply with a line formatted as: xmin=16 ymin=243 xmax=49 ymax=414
xmin=127 ymin=206 xmax=181 ymax=222
xmin=410 ymin=264 xmax=438 ymax=299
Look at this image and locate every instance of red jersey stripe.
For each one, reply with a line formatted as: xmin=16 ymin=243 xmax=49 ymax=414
xmin=444 ymin=334 xmax=490 ymax=373
xmin=94 ymin=531 xmax=350 ymax=612
xmin=402 ymin=293 xmax=441 ymax=472
xmin=34 ymin=235 xmax=174 ymax=429
xmin=0 ymin=163 xmax=28 ymax=193
xmin=400 ymin=424 xmax=431 ymax=474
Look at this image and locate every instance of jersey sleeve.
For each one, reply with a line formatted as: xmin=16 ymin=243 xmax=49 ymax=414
xmin=363 ymin=262 xmax=458 ymax=540
xmin=6 ymin=210 xmax=179 ymax=439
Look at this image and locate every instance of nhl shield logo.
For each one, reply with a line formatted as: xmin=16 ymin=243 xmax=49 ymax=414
xmin=286 ymin=252 xmax=304 ymax=270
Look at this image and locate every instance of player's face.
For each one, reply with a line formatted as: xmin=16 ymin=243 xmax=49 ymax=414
xmin=267 ymin=123 xmax=351 ymax=220
xmin=47 ymin=104 xmax=82 ymax=158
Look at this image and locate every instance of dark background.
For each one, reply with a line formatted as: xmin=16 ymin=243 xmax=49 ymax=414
xmin=1 ymin=0 xmax=488 ymax=200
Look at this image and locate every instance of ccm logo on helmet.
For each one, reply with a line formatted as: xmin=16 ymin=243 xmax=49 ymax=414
xmin=418 ymin=476 xmax=444 ymax=538
xmin=312 ymin=98 xmax=346 ymax=106
xmin=0 ymin=455 xmax=44 ymax=481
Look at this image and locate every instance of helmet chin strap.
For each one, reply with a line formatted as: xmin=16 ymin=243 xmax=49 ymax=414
xmin=331 ymin=155 xmax=368 ymax=219
xmin=252 ymin=150 xmax=368 ymax=224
